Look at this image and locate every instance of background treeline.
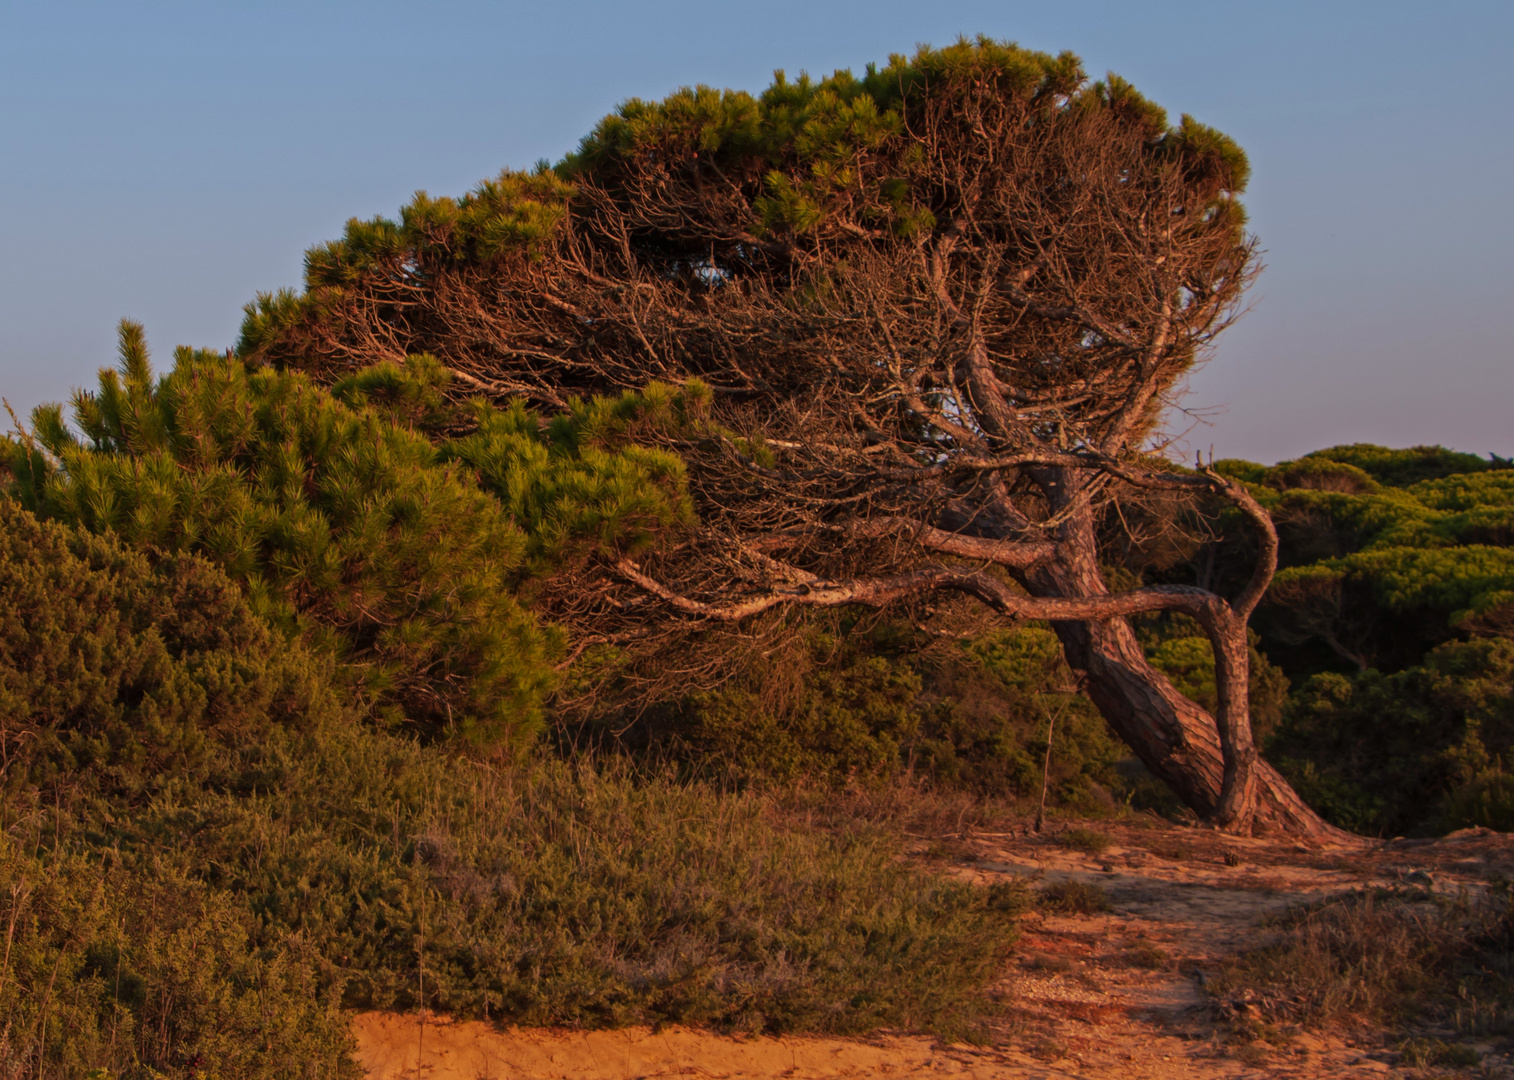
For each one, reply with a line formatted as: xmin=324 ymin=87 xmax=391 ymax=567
xmin=1219 ymin=446 xmax=1513 ymax=836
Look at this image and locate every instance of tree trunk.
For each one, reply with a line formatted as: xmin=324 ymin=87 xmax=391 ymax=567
xmin=1043 ymin=609 xmax=1348 ymax=841
xmin=1015 ymin=477 xmax=1352 ymax=843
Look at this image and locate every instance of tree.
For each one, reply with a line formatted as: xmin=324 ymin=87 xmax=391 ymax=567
xmin=5 ymin=327 xmax=690 ymax=745
xmin=1209 ymin=448 xmax=1514 ymax=674
xmin=1272 ymin=637 xmax=1514 ymax=836
xmin=237 ymin=38 xmax=1341 ymax=836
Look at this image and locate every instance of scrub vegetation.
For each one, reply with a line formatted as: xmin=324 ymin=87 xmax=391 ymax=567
xmin=1 ymin=33 xmax=1510 ymax=1080
xmin=0 ymin=501 xmax=1016 ymax=1078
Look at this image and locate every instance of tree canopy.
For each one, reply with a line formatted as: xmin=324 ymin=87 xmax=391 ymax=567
xmin=226 ymin=37 xmax=1331 ymax=834
xmin=1213 ymin=445 xmax=1514 ymax=673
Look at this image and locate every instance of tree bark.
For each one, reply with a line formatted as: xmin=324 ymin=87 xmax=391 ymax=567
xmin=1018 ymin=474 xmax=1351 ymax=842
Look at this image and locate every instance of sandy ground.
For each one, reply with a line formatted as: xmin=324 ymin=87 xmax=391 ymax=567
xmin=352 ymin=820 xmax=1514 ymax=1080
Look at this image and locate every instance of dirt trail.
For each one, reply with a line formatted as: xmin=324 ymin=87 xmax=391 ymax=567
xmin=352 ymin=821 xmax=1514 ymax=1080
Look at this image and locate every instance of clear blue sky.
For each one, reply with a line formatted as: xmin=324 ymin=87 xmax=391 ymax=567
xmin=2 ymin=0 xmax=1509 ymax=463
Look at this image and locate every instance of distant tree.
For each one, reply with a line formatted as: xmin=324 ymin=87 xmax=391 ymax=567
xmin=1205 ymin=449 xmax=1514 ymax=674
xmin=1273 ymin=637 xmax=1514 ymax=836
xmin=237 ymin=39 xmax=1336 ymax=835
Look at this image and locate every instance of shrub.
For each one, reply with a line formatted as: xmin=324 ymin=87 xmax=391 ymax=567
xmin=1059 ymin=828 xmax=1111 ymax=855
xmin=5 ymin=327 xmax=690 ymax=746
xmin=1122 ymin=945 xmax=1169 ymax=970
xmin=0 ymin=497 xmax=341 ymax=791
xmin=1271 ymin=637 xmax=1514 ymax=835
xmin=0 ymin=500 xmax=357 ymax=1078
xmin=0 ymin=843 xmax=353 ymax=1080
xmin=0 ymin=505 xmax=1021 ymax=1074
xmin=1210 ymin=887 xmax=1513 ymax=1036
xmin=1037 ymin=881 xmax=1112 ymax=915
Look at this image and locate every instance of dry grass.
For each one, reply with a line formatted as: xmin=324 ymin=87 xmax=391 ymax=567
xmin=1037 ymin=881 xmax=1114 ymax=916
xmin=1058 ymin=828 xmax=1112 ymax=855
xmin=1209 ymin=883 xmax=1514 ymax=1040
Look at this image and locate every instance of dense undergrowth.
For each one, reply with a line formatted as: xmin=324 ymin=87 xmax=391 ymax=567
xmin=0 ymin=500 xmax=1019 ymax=1078
xmin=1217 ymin=445 xmax=1514 ymax=835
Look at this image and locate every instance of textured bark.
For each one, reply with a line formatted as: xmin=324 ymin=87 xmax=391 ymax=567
xmin=1020 ymin=473 xmax=1347 ymax=841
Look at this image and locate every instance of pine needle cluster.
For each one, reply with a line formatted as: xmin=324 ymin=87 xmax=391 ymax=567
xmin=4 ymin=325 xmax=691 ymax=745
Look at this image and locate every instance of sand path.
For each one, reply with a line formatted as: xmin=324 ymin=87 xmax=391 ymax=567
xmin=352 ymin=821 xmax=1514 ymax=1079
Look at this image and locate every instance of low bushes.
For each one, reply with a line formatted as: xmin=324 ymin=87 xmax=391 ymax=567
xmin=0 ymin=503 xmax=1018 ymax=1078
xmin=1271 ymin=637 xmax=1514 ymax=835
xmin=1209 ymin=886 xmax=1514 ymax=1036
xmin=5 ymin=327 xmax=690 ymax=747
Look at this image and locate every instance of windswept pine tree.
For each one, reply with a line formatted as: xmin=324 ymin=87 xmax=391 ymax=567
xmin=235 ymin=38 xmax=1329 ymax=835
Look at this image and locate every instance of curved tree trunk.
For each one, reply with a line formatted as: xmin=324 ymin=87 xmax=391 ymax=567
xmin=1015 ymin=476 xmax=1353 ymax=843
xmin=1043 ymin=610 xmax=1349 ymax=841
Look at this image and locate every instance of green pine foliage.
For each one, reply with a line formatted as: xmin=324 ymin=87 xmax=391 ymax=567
xmin=1210 ymin=446 xmax=1514 ymax=673
xmin=0 ymin=501 xmax=1020 ymax=1076
xmin=1272 ymin=637 xmax=1514 ymax=836
xmin=1297 ymin=443 xmax=1502 ymax=488
xmin=0 ymin=498 xmax=358 ymax=1078
xmin=1193 ymin=445 xmax=1514 ymax=835
xmin=444 ymin=382 xmax=700 ymax=578
xmin=238 ymin=36 xmax=1248 ymax=372
xmin=561 ymin=36 xmax=1240 ymax=239
xmin=4 ymin=325 xmax=692 ymax=745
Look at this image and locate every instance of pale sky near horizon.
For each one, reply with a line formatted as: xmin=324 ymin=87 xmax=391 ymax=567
xmin=2 ymin=0 xmax=1509 ymax=464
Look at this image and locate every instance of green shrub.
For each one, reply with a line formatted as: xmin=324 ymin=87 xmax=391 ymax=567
xmin=0 ymin=504 xmax=1021 ymax=1073
xmin=0 ymin=843 xmax=353 ymax=1080
xmin=0 ymin=497 xmax=341 ymax=792
xmin=1059 ymin=828 xmax=1111 ymax=855
xmin=0 ymin=500 xmax=357 ymax=1078
xmin=5 ymin=327 xmax=691 ymax=746
xmin=1299 ymin=444 xmax=1498 ymax=488
xmin=1271 ymin=637 xmax=1514 ymax=835
xmin=1037 ymin=881 xmax=1112 ymax=915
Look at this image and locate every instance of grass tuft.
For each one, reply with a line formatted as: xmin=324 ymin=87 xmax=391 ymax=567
xmin=1209 ymin=885 xmax=1514 ymax=1036
xmin=1121 ymin=945 xmax=1169 ymax=969
xmin=1037 ymin=880 xmax=1113 ymax=915
xmin=1398 ymin=1037 xmax=1481 ymax=1068
xmin=1058 ymin=827 xmax=1111 ymax=855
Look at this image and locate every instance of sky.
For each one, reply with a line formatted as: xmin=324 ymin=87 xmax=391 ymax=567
xmin=1 ymin=0 xmax=1509 ymax=464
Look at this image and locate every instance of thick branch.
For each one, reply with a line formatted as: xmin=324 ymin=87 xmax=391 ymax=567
xmin=1202 ymin=468 xmax=1279 ymax=622
xmin=614 ymin=556 xmax=1235 ymax=628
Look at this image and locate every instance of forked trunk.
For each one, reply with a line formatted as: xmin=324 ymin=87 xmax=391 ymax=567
xmin=1016 ymin=481 xmax=1351 ymax=843
xmin=1043 ymin=609 xmax=1349 ymax=841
